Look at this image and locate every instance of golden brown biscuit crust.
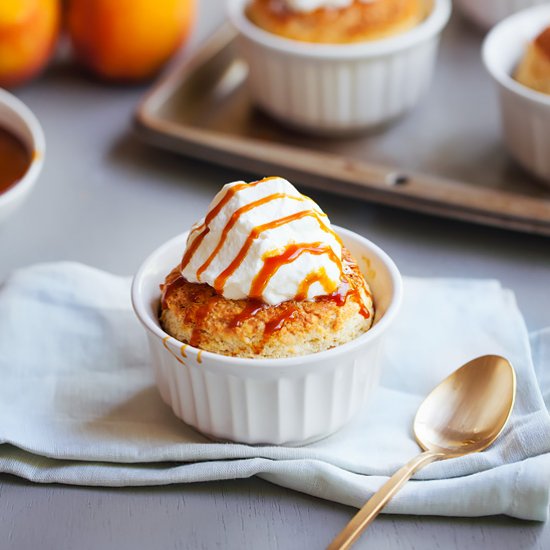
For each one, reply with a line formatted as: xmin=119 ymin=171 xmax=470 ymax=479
xmin=160 ymin=248 xmax=374 ymax=358
xmin=515 ymin=26 xmax=550 ymax=95
xmin=245 ymin=0 xmax=427 ymax=44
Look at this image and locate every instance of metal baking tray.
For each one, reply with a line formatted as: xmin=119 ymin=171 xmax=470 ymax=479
xmin=134 ymin=17 xmax=550 ymax=237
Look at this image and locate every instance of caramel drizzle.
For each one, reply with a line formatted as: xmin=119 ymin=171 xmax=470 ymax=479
xmin=294 ymin=267 xmax=334 ymax=301
xmin=229 ymin=299 xmax=266 ymax=328
xmin=196 ymin=192 xmax=309 ymax=281
xmin=162 ymin=337 xmax=186 ymax=365
xmin=162 ymin=337 xmax=205 ymax=366
xmin=249 ymin=242 xmax=342 ymax=300
xmin=189 ymin=297 xmax=220 ymax=348
xmin=213 ymin=209 xmax=337 ymax=294
xmin=346 ymin=260 xmax=373 ymax=319
xmin=263 ymin=305 xmax=298 ymax=338
xmin=317 ymin=274 xmax=371 ymax=319
xmin=181 ymin=177 xmax=282 ymax=272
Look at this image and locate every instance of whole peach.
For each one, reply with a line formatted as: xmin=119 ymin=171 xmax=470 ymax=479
xmin=66 ymin=0 xmax=195 ymax=82
xmin=0 ymin=0 xmax=60 ymax=88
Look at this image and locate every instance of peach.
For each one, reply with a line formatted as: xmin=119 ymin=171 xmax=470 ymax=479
xmin=66 ymin=0 xmax=195 ymax=82
xmin=0 ymin=0 xmax=60 ymax=88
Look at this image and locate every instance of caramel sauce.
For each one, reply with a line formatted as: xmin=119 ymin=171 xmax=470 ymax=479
xmin=317 ymin=277 xmax=371 ymax=319
xmin=249 ymin=242 xmax=341 ymax=299
xmin=294 ymin=267 xmax=334 ymax=301
xmin=0 ymin=126 xmax=31 ymax=195
xmin=319 ymin=281 xmax=349 ymax=307
xmin=189 ymin=298 xmax=219 ymax=348
xmin=197 ymin=351 xmax=203 ymax=364
xmin=162 ymin=336 xmax=185 ymax=365
xmin=350 ymin=273 xmax=373 ymax=319
xmin=213 ymin=209 xmax=336 ymax=294
xmin=180 ymin=177 xmax=277 ymax=272
xmin=196 ymin=192 xmax=308 ymax=281
xmin=229 ymin=299 xmax=266 ymax=328
xmin=180 ymin=344 xmax=187 ymax=358
xmin=263 ymin=305 xmax=298 ymax=337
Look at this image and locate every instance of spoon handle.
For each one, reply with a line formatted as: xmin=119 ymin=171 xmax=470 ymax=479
xmin=327 ymin=450 xmax=445 ymax=550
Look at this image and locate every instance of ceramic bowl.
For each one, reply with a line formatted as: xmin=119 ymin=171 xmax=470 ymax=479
xmin=132 ymin=226 xmax=402 ymax=446
xmin=454 ymin=0 xmax=548 ymax=30
xmin=482 ymin=5 xmax=550 ymax=185
xmin=0 ymin=88 xmax=45 ymax=225
xmin=227 ymin=0 xmax=451 ymax=134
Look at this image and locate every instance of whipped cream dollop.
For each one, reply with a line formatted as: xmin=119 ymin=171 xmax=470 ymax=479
xmin=284 ymin=0 xmax=376 ymax=13
xmin=180 ymin=177 xmax=344 ymax=305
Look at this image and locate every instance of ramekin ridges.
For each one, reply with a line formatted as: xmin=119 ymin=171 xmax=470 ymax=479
xmin=482 ymin=5 xmax=550 ymax=185
xmin=227 ymin=0 xmax=451 ymax=134
xmin=454 ymin=0 xmax=548 ymax=30
xmin=132 ymin=226 xmax=402 ymax=446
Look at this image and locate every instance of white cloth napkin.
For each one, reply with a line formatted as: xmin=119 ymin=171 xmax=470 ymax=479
xmin=1 ymin=262 xmax=549 ymax=521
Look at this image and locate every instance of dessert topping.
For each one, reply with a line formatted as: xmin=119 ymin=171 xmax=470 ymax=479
xmin=180 ymin=177 xmax=345 ymax=305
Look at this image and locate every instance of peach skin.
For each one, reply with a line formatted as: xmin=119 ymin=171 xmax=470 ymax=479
xmin=0 ymin=0 xmax=60 ymax=88
xmin=66 ymin=0 xmax=196 ymax=82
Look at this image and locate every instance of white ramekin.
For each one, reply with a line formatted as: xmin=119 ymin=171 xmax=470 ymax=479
xmin=227 ymin=0 xmax=451 ymax=133
xmin=132 ymin=226 xmax=402 ymax=446
xmin=454 ymin=0 xmax=548 ymax=31
xmin=0 ymin=88 xmax=45 ymax=225
xmin=482 ymin=5 xmax=550 ymax=186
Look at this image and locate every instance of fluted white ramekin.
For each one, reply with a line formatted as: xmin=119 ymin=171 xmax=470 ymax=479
xmin=454 ymin=0 xmax=547 ymax=30
xmin=227 ymin=0 xmax=451 ymax=133
xmin=482 ymin=5 xmax=550 ymax=185
xmin=0 ymin=88 xmax=45 ymax=226
xmin=132 ymin=226 xmax=402 ymax=445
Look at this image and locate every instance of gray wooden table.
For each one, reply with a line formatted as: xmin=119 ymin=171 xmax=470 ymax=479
xmin=1 ymin=1 xmax=549 ymax=548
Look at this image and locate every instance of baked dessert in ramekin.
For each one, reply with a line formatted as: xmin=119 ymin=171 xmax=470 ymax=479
xmin=132 ymin=177 xmax=402 ymax=445
xmin=246 ymin=0 xmax=427 ymax=44
xmin=483 ymin=5 xmax=550 ymax=185
xmin=227 ymin=0 xmax=451 ymax=133
xmin=159 ymin=177 xmax=374 ymax=359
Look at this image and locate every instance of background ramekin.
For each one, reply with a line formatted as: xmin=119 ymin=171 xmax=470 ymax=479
xmin=0 ymin=88 xmax=45 ymax=226
xmin=227 ymin=0 xmax=451 ymax=134
xmin=454 ymin=0 xmax=548 ymax=31
xmin=482 ymin=5 xmax=550 ymax=186
xmin=132 ymin=226 xmax=402 ymax=446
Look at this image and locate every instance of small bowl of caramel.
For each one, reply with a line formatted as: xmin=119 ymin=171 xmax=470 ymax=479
xmin=0 ymin=88 xmax=45 ymax=225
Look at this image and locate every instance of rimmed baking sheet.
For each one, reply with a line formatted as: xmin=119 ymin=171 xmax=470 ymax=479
xmin=135 ymin=18 xmax=550 ymax=236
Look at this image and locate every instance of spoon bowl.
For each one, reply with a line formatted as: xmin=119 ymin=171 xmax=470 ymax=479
xmin=328 ymin=354 xmax=516 ymax=550
xmin=414 ymin=355 xmax=516 ymax=456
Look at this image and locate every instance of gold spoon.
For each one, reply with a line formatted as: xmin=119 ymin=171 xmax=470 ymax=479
xmin=328 ymin=355 xmax=516 ymax=550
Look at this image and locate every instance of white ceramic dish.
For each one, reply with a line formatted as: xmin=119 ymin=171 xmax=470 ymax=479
xmin=132 ymin=226 xmax=402 ymax=446
xmin=454 ymin=0 xmax=548 ymax=31
xmin=483 ymin=5 xmax=550 ymax=185
xmin=0 ymin=88 xmax=45 ymax=225
xmin=227 ymin=0 xmax=451 ymax=133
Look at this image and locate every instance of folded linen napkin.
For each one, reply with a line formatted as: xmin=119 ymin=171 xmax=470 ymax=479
xmin=1 ymin=263 xmax=549 ymax=520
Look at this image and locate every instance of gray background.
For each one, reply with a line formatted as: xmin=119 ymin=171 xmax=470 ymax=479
xmin=1 ymin=1 xmax=549 ymax=548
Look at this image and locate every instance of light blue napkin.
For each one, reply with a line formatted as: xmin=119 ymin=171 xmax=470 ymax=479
xmin=1 ymin=263 xmax=549 ymax=520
